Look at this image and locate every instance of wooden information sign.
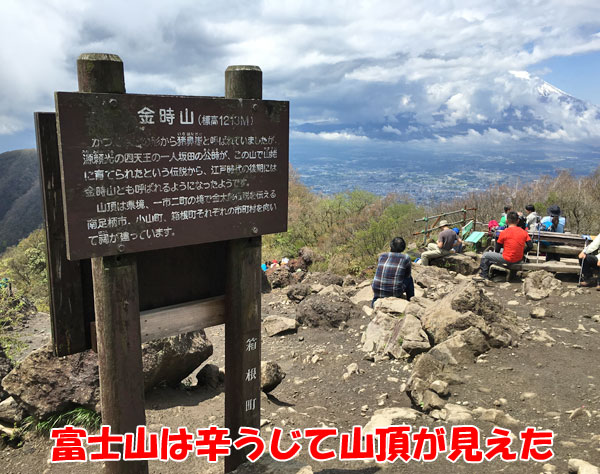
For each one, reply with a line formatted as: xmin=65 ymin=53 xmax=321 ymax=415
xmin=36 ymin=54 xmax=276 ymax=473
xmin=55 ymin=93 xmax=289 ymax=260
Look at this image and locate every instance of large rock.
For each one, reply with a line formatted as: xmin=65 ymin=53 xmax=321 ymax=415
xmin=405 ymin=353 xmax=447 ymax=407
xmin=364 ymin=407 xmax=423 ymax=434
xmin=296 ymin=293 xmax=361 ymax=328
xmin=361 ymin=312 xmax=430 ymax=358
xmin=263 ymin=316 xmax=298 ymax=337
xmin=196 ymin=363 xmax=223 ymax=389
xmin=142 ymin=330 xmax=213 ymax=389
xmin=0 ymin=347 xmax=14 ymax=401
xmin=430 ymin=253 xmax=480 ymax=275
xmin=265 ymin=266 xmax=293 ymax=289
xmin=301 ymin=272 xmax=344 ymax=287
xmin=374 ymin=297 xmax=409 ymax=315
xmin=3 ymin=331 xmax=213 ymax=418
xmin=412 ymin=265 xmax=455 ymax=288
xmin=350 ymin=284 xmax=373 ymax=305
xmin=419 ymin=281 xmax=518 ymax=347
xmin=2 ymin=344 xmax=101 ymax=418
xmin=568 ymin=459 xmax=600 ymax=474
xmin=286 ymin=283 xmax=311 ymax=302
xmin=0 ymin=396 xmax=25 ymax=424
xmin=522 ymin=270 xmax=563 ymax=301
xmin=428 ymin=327 xmax=490 ymax=365
xmin=261 ymin=361 xmax=286 ymax=393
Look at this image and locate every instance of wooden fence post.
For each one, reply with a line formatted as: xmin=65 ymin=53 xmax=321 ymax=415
xmin=77 ymin=53 xmax=148 ymax=474
xmin=224 ymin=65 xmax=263 ymax=473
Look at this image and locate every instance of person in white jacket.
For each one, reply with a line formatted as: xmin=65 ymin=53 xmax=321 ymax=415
xmin=578 ymin=234 xmax=600 ymax=289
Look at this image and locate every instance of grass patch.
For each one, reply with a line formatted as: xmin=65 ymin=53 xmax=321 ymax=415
xmin=22 ymin=407 xmax=101 ymax=435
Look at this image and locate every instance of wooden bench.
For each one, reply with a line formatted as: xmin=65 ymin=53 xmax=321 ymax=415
xmin=490 ymin=261 xmax=581 ymax=281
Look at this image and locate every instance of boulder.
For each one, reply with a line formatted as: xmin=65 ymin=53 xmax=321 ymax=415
xmin=374 ymin=297 xmax=409 ymax=315
xmin=363 ymin=407 xmax=423 ymax=434
xmin=2 ymin=344 xmax=101 ymax=418
xmin=522 ymin=270 xmax=562 ymax=301
xmin=261 ymin=361 xmax=285 ymax=393
xmin=422 ymin=390 xmax=446 ymax=411
xmin=430 ymin=253 xmax=479 ymax=275
xmin=0 ymin=396 xmax=25 ymax=424
xmin=412 ymin=265 xmax=455 ymax=288
xmin=142 ymin=330 xmax=213 ymax=389
xmin=568 ymin=459 xmax=600 ymax=474
xmin=350 ymin=285 xmax=373 ymax=306
xmin=0 ymin=347 xmax=14 ymax=401
xmin=263 ymin=316 xmax=298 ymax=337
xmin=428 ymin=327 xmax=490 ymax=365
xmin=318 ymin=284 xmax=344 ymax=297
xmin=196 ymin=364 xmax=223 ymax=389
xmin=286 ymin=284 xmax=311 ymax=302
xmin=302 ymin=272 xmax=344 ymax=287
xmin=361 ymin=313 xmax=430 ymax=359
xmin=296 ymin=293 xmax=361 ymax=328
xmin=265 ymin=267 xmax=292 ymax=289
xmin=405 ymin=353 xmax=447 ymax=408
xmin=472 ymin=407 xmax=520 ymax=426
xmin=3 ymin=331 xmax=213 ymax=418
xmin=419 ymin=281 xmax=518 ymax=347
xmin=261 ymin=271 xmax=272 ymax=294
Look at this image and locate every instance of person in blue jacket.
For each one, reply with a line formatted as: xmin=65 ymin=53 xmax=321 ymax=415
xmin=540 ymin=205 xmax=566 ymax=261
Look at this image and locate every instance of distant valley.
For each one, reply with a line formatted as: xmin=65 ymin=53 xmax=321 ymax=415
xmin=0 ymin=149 xmax=43 ymax=253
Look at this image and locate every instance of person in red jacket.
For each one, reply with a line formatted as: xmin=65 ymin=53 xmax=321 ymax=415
xmin=475 ymin=211 xmax=533 ymax=281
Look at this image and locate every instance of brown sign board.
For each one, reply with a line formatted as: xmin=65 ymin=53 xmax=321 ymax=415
xmin=37 ymin=111 xmax=227 ymax=356
xmin=55 ymin=92 xmax=289 ymax=260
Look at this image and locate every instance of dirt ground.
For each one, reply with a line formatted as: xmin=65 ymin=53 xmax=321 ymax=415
xmin=0 ymin=272 xmax=599 ymax=474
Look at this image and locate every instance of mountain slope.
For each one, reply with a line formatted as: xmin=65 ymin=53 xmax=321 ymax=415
xmin=0 ymin=149 xmax=43 ymax=253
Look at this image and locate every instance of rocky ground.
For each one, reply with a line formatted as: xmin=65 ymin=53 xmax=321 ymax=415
xmin=0 ymin=261 xmax=599 ymax=474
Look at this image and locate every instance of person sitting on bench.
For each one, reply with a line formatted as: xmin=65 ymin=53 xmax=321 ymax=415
xmin=420 ymin=220 xmax=461 ymax=266
xmin=540 ymin=205 xmax=565 ymax=262
xmin=475 ymin=211 xmax=533 ymax=281
xmin=578 ymin=234 xmax=600 ymax=290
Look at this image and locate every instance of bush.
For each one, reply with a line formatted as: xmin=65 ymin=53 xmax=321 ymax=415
xmin=263 ymin=170 xmax=424 ymax=275
xmin=0 ymin=228 xmax=49 ymax=312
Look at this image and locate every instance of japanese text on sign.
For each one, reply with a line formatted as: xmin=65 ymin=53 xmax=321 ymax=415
xmin=55 ymin=93 xmax=289 ymax=260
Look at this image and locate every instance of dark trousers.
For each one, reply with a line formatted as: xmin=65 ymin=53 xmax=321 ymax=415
xmin=579 ymin=254 xmax=599 ymax=282
xmin=479 ymin=251 xmax=518 ymax=278
xmin=372 ymin=276 xmax=415 ymax=308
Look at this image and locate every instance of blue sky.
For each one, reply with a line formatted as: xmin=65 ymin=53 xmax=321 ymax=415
xmin=1 ymin=0 xmax=600 ymax=173
xmin=534 ymin=51 xmax=600 ymax=105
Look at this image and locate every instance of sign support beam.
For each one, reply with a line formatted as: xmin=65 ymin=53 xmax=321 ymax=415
xmin=224 ymin=66 xmax=263 ymax=473
xmin=77 ymin=53 xmax=148 ymax=474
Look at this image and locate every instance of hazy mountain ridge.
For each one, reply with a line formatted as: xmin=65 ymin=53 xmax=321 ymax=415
xmin=0 ymin=149 xmax=43 ymax=253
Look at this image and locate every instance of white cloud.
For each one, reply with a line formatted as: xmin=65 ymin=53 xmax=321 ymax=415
xmin=291 ymin=130 xmax=369 ymax=141
xmin=1 ymin=0 xmax=600 ymax=151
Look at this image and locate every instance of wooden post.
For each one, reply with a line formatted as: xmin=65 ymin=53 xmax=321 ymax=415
xmin=77 ymin=53 xmax=148 ymax=474
xmin=224 ymin=66 xmax=263 ymax=473
xmin=35 ymin=112 xmax=89 ymax=356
